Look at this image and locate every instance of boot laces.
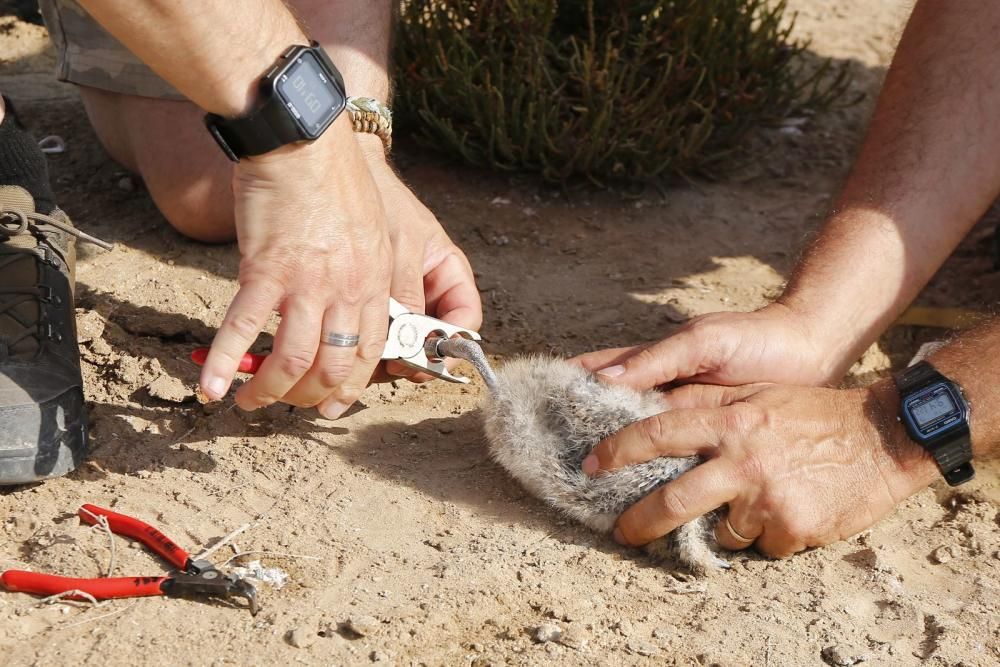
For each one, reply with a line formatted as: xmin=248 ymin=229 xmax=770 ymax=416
xmin=0 ymin=207 xmax=113 ymax=356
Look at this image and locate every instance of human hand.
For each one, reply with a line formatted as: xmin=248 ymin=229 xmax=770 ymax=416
xmin=362 ymin=148 xmax=482 ymax=383
xmin=573 ymin=303 xmax=846 ymax=391
xmin=199 ymin=120 xmax=392 ymax=419
xmin=581 ymin=381 xmax=938 ymax=558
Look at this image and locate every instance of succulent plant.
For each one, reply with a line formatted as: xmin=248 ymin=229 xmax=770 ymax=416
xmin=395 ymin=0 xmax=854 ymax=183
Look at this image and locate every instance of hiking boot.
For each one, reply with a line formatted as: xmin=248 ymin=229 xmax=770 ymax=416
xmin=0 ymin=101 xmax=108 ymax=484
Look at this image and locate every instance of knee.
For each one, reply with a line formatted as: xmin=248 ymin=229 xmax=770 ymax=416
xmin=136 ymin=152 xmax=237 ymax=243
xmin=80 ymin=89 xmax=237 ymax=244
xmin=151 ymin=186 xmax=237 ymax=244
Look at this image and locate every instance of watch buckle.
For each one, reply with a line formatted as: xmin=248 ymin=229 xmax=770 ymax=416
xmin=943 ymin=462 xmax=975 ymax=487
xmin=204 ymin=115 xmax=240 ymax=163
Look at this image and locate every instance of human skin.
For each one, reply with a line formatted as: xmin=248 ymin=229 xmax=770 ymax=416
xmin=576 ymin=0 xmax=1000 ymax=391
xmin=574 ymin=0 xmax=1000 ymax=555
xmin=582 ymin=321 xmax=1000 ymax=557
xmin=77 ymin=1 xmax=481 ymax=418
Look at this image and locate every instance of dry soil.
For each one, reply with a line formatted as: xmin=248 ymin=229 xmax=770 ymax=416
xmin=1 ymin=2 xmax=998 ymax=666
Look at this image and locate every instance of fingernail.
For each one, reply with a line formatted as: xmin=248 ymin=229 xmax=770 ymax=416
xmin=597 ymin=364 xmax=625 ymax=378
xmin=203 ymin=376 xmax=226 ymax=399
xmin=321 ymin=400 xmax=351 ymax=420
xmin=612 ymin=527 xmax=627 ymax=545
xmin=581 ymin=454 xmax=599 ymax=475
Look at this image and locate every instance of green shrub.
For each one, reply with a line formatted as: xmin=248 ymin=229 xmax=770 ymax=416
xmin=394 ymin=0 xmax=853 ymax=183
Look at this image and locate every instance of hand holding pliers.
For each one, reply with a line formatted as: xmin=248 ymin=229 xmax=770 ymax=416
xmin=1 ymin=504 xmax=257 ymax=615
xmin=192 ymin=296 xmax=484 ymax=384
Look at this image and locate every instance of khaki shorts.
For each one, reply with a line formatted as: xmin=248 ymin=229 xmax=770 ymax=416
xmin=39 ymin=0 xmax=183 ymax=100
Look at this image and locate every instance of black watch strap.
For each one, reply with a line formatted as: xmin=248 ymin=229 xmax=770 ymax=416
xmin=206 ymin=106 xmax=292 ymax=162
xmin=894 ymin=361 xmax=975 ymax=486
xmin=894 ymin=360 xmax=941 ymax=394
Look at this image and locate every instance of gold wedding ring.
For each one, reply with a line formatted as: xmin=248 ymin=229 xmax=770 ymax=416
xmin=724 ymin=516 xmax=755 ymax=544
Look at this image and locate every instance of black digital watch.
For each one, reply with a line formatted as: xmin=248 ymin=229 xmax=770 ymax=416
xmin=204 ymin=42 xmax=347 ymax=162
xmin=894 ymin=361 xmax=974 ymax=486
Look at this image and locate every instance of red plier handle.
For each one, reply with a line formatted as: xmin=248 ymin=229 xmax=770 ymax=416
xmin=78 ymin=504 xmax=191 ymax=571
xmin=191 ymin=347 xmax=264 ymax=374
xmin=0 ymin=571 xmax=168 ymax=600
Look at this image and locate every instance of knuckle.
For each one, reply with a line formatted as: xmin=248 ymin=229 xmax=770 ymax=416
xmin=683 ymin=314 xmax=719 ymax=338
xmin=723 ymin=403 xmax=765 ymax=436
xmin=357 ymin=337 xmax=387 ymax=364
xmin=630 ymin=345 xmax=661 ymax=372
xmin=334 ymin=386 xmax=364 ymax=406
xmin=637 ymin=415 xmax=666 ymax=451
xmin=242 ymin=391 xmax=278 ymax=409
xmin=319 ymin=362 xmax=354 ymax=388
xmin=781 ymin=518 xmax=814 ymax=544
xmin=336 ymin=286 xmax=364 ymax=308
xmin=277 ymin=351 xmax=315 ymax=377
xmin=599 ymin=439 xmax=621 ymax=468
xmin=223 ymin=312 xmax=265 ymax=341
xmin=657 ymin=487 xmax=690 ymax=520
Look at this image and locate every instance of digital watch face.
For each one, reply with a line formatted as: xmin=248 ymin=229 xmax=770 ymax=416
xmin=275 ymin=51 xmax=345 ymax=138
xmin=903 ymin=382 xmax=965 ymax=440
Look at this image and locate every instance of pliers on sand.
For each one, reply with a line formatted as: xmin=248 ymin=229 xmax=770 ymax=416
xmin=192 ymin=296 xmax=483 ymax=384
xmin=1 ymin=504 xmax=258 ymax=615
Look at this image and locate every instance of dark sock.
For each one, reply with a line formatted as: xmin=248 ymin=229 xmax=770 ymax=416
xmin=0 ymin=97 xmax=56 ymax=214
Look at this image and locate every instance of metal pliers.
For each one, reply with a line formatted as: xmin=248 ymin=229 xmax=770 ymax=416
xmin=192 ymin=296 xmax=483 ymax=384
xmin=382 ymin=296 xmax=482 ymax=383
xmin=1 ymin=504 xmax=258 ymax=615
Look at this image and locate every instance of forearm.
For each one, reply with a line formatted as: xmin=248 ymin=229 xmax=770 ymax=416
xmin=780 ymin=0 xmax=1000 ymax=376
xmin=302 ymin=0 xmax=394 ymax=161
xmin=78 ymin=1 xmax=307 ymax=116
xmin=304 ymin=0 xmax=392 ymax=101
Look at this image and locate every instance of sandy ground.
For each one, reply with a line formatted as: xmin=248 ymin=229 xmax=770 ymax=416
xmin=2 ymin=1 xmax=999 ymax=665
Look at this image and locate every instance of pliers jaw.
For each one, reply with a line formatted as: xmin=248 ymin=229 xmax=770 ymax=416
xmin=163 ymin=569 xmax=259 ymax=616
xmin=382 ymin=297 xmax=483 ymax=384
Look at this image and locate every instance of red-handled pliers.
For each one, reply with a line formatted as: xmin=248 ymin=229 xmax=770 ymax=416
xmin=1 ymin=504 xmax=258 ymax=615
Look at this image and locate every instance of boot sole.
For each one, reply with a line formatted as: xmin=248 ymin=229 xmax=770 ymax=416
xmin=0 ymin=396 xmax=88 ymax=485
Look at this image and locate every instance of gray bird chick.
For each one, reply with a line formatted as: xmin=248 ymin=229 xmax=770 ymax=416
xmin=480 ymin=355 xmax=728 ymax=574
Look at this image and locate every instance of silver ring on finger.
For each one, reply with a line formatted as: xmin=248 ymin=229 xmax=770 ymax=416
xmin=321 ymin=331 xmax=361 ymax=348
xmin=724 ymin=516 xmax=755 ymax=545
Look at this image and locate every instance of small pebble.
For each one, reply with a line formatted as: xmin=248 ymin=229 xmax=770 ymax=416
xmin=370 ymin=650 xmax=389 ymax=662
xmin=147 ymin=374 xmax=193 ymax=403
xmin=626 ymin=639 xmax=659 ymax=657
xmin=346 ymin=615 xmax=380 ymax=637
xmin=116 ymin=175 xmax=136 ymax=192
xmin=286 ymin=627 xmax=316 ymax=649
xmin=557 ymin=627 xmax=589 ymax=651
xmin=821 ymin=645 xmax=869 ymax=666
xmin=533 ymin=623 xmax=562 ymax=643
xmin=931 ymin=545 xmax=954 ymax=564
xmin=75 ymin=311 xmax=106 ymax=343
